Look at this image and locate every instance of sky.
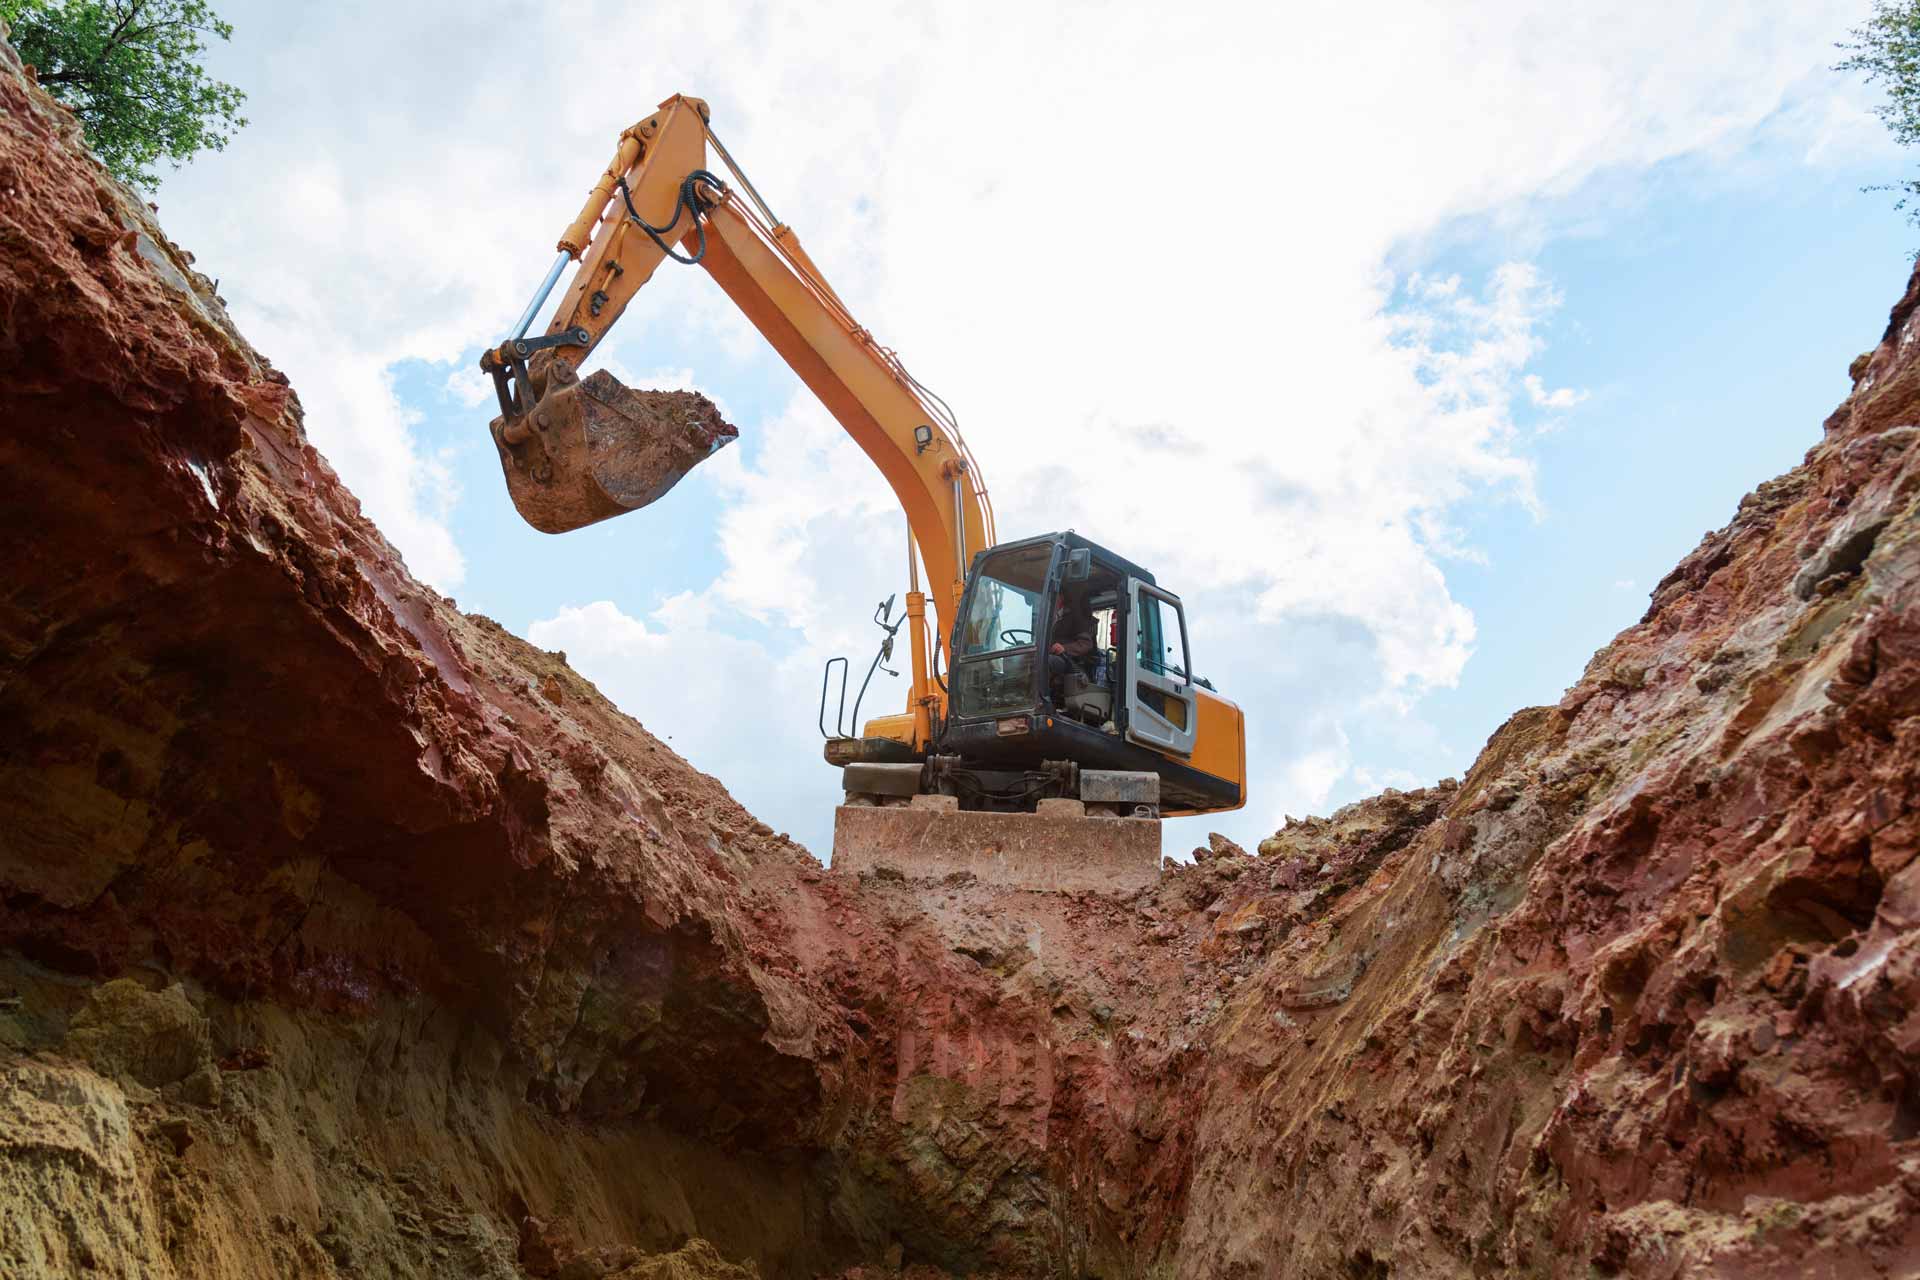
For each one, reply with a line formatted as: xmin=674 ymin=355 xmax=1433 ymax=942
xmin=148 ymin=0 xmax=1910 ymax=859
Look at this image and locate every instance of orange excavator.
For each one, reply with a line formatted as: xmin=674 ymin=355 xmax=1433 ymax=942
xmin=481 ymin=95 xmax=1245 ymax=881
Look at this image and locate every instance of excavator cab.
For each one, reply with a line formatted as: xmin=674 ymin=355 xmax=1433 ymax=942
xmin=929 ymin=532 xmax=1242 ymax=816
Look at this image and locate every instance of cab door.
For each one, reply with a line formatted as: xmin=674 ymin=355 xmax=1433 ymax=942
xmin=1123 ymin=578 xmax=1197 ymax=756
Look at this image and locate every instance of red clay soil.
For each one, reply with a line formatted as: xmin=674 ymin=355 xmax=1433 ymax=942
xmin=5 ymin=25 xmax=1920 ymax=1279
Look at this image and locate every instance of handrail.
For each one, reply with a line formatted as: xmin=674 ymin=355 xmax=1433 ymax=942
xmin=818 ymin=656 xmax=851 ymax=739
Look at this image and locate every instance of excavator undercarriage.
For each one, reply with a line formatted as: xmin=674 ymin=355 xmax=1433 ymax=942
xmin=841 ymin=758 xmax=1159 ymax=819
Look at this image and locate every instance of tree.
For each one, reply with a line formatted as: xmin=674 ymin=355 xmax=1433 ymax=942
xmin=1840 ymin=0 xmax=1920 ymax=223
xmin=1 ymin=0 xmax=245 ymax=191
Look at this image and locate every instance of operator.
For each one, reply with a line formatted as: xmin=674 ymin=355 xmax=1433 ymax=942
xmin=1047 ymin=588 xmax=1098 ymax=692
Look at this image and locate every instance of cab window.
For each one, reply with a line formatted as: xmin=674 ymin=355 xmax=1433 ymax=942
xmin=958 ymin=544 xmax=1051 ymax=656
xmin=1134 ymin=594 xmax=1188 ymax=680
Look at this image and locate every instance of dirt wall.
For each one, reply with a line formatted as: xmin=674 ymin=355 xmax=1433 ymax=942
xmin=5 ymin=24 xmax=1920 ymax=1279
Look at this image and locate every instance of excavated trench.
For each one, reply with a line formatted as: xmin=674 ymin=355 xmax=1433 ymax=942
xmin=6 ymin=29 xmax=1920 ymax=1279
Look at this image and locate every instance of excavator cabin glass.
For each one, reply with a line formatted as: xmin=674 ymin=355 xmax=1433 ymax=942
xmin=950 ymin=539 xmax=1132 ymax=727
xmin=953 ymin=543 xmax=1049 ymax=717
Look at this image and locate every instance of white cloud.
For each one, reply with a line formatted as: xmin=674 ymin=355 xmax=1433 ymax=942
xmin=442 ymin=367 xmax=494 ymax=411
xmin=1281 ymin=741 xmax=1352 ymax=815
xmin=158 ymin=0 xmax=1871 ymax=847
xmin=1349 ymin=764 xmax=1430 ymax=794
xmin=1524 ymin=374 xmax=1590 ymax=410
xmin=527 ymin=595 xmax=860 ymax=854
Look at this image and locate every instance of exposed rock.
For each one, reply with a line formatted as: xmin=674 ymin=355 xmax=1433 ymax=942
xmin=0 ymin=1060 xmax=166 ymax=1279
xmin=63 ymin=980 xmax=212 ymax=1091
xmin=6 ymin=22 xmax=1920 ymax=1279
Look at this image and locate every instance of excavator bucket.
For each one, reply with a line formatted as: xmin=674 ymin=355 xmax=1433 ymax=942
xmin=490 ymin=367 xmax=738 ymax=534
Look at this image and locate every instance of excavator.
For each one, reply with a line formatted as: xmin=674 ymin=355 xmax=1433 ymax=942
xmin=480 ymin=95 xmax=1245 ymax=882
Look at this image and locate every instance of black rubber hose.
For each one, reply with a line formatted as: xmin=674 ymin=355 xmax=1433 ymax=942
xmin=614 ymin=169 xmax=728 ymax=266
xmin=848 ymin=642 xmax=893 ymax=738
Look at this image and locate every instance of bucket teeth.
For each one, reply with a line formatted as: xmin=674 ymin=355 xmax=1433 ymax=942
xmin=491 ymin=368 xmax=739 ymax=534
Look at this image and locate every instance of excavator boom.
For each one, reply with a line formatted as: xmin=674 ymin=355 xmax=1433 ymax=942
xmin=482 ymin=94 xmax=991 ymax=754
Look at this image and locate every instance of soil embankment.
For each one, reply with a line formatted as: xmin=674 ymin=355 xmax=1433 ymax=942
xmin=5 ymin=28 xmax=1920 ymax=1278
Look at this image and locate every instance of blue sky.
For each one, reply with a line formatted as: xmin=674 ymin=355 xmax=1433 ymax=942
xmin=151 ymin=0 xmax=1906 ymax=857
xmin=1386 ymin=148 xmax=1911 ymax=780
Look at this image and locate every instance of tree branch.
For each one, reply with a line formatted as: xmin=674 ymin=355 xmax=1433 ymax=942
xmin=102 ymin=0 xmax=152 ymax=51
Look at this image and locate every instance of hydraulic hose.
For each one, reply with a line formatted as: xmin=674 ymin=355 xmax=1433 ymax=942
xmin=614 ymin=169 xmax=728 ymax=266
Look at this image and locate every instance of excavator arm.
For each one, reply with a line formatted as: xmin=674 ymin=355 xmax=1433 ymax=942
xmin=482 ymin=94 xmax=994 ymax=752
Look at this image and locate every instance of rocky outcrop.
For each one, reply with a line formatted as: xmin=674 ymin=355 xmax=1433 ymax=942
xmin=1144 ymin=278 xmax=1920 ymax=1272
xmin=6 ymin=23 xmax=1920 ymax=1278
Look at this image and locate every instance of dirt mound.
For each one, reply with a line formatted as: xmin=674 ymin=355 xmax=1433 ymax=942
xmin=5 ymin=22 xmax=1920 ymax=1278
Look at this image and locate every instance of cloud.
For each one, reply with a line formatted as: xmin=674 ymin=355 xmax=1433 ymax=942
xmin=1280 ymin=740 xmax=1352 ymax=816
xmin=1524 ymin=375 xmax=1589 ymax=410
xmin=527 ymin=595 xmax=854 ymax=853
xmin=1348 ymin=764 xmax=1430 ymax=795
xmin=159 ymin=0 xmax=1872 ymax=849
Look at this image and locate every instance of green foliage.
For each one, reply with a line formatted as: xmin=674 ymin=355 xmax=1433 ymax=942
xmin=1 ymin=0 xmax=245 ymax=190
xmin=1839 ymin=0 xmax=1920 ymax=222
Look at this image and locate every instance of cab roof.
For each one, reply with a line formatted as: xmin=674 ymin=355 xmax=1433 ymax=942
xmin=970 ymin=531 xmax=1158 ymax=588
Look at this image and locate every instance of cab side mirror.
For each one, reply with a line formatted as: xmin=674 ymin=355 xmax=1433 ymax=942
xmin=1066 ymin=548 xmax=1092 ymax=582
